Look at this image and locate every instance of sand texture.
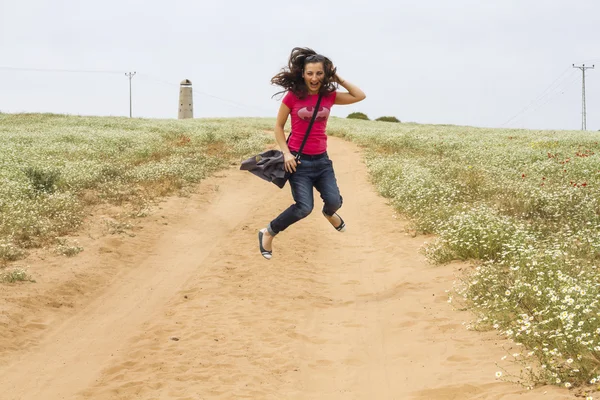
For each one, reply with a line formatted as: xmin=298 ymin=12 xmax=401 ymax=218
xmin=0 ymin=137 xmax=578 ymax=399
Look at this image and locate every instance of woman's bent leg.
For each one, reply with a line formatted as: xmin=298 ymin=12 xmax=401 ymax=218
xmin=268 ymin=171 xmax=314 ymax=236
xmin=314 ymin=159 xmax=343 ymax=217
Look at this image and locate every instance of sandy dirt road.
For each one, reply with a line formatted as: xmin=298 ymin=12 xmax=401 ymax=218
xmin=0 ymin=137 xmax=575 ymax=399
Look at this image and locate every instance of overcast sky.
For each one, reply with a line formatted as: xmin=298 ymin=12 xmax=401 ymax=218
xmin=1 ymin=0 xmax=599 ymax=131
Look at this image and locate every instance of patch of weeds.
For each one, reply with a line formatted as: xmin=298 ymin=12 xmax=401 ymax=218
xmin=55 ymin=238 xmax=84 ymax=257
xmin=0 ymin=239 xmax=26 ymax=262
xmin=105 ymin=219 xmax=134 ymax=236
xmin=1 ymin=267 xmax=35 ymax=283
xmin=23 ymin=167 xmax=61 ymax=194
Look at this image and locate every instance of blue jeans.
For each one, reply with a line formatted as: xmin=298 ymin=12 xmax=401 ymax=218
xmin=268 ymin=153 xmax=343 ymax=236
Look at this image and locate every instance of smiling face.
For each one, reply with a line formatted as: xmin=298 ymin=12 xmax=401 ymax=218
xmin=303 ymin=62 xmax=325 ymax=94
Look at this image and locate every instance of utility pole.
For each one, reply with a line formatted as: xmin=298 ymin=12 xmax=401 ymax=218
xmin=125 ymin=71 xmax=136 ymax=118
xmin=572 ymin=64 xmax=594 ymax=130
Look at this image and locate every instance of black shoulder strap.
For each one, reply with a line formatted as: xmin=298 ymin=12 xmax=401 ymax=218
xmin=285 ymin=93 xmax=324 ymax=161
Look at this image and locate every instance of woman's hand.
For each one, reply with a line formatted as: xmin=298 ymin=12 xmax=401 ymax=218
xmin=283 ymin=152 xmax=298 ymax=173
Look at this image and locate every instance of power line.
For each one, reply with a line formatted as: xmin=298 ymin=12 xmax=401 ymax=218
xmin=508 ymin=73 xmax=581 ymax=128
xmin=523 ymin=73 xmax=580 ymax=116
xmin=0 ymin=66 xmax=274 ymax=116
xmin=500 ymin=68 xmax=578 ymax=127
xmin=0 ymin=66 xmax=125 ymax=74
xmin=573 ymin=64 xmax=595 ymax=131
xmin=137 ymin=73 xmax=273 ymax=114
xmin=1 ymin=65 xmax=134 ymax=117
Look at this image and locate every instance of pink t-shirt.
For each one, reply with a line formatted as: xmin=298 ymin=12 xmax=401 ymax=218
xmin=283 ymin=91 xmax=337 ymax=155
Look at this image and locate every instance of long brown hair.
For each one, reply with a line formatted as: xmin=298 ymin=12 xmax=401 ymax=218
xmin=271 ymin=47 xmax=337 ymax=99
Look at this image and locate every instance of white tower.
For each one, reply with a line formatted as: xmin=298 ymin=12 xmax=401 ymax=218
xmin=178 ymin=79 xmax=193 ymax=119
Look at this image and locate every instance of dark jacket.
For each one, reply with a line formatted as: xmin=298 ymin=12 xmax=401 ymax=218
xmin=240 ymin=149 xmax=290 ymax=188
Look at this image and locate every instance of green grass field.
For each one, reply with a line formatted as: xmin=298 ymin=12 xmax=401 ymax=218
xmin=2 ymin=112 xmax=599 ymax=389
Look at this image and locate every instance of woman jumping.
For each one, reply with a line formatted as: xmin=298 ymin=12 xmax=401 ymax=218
xmin=259 ymin=47 xmax=366 ymax=259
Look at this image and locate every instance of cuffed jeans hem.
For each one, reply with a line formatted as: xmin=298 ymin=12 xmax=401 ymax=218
xmin=322 ymin=198 xmax=343 ymax=217
xmin=322 ymin=209 xmax=334 ymax=217
xmin=266 ymin=224 xmax=277 ymax=237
